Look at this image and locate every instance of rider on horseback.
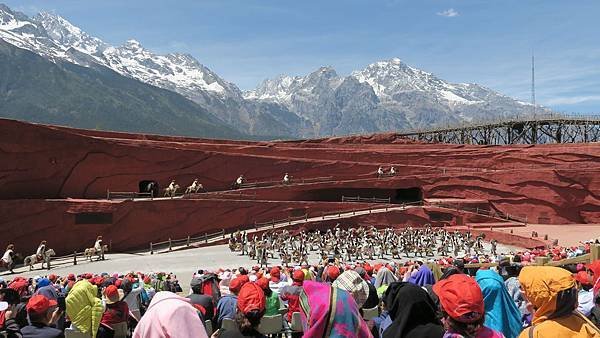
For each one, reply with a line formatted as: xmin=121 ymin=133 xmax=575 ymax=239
xmin=94 ymin=236 xmax=104 ymax=260
xmin=1 ymin=244 xmax=16 ymax=273
xmin=233 ymin=175 xmax=245 ymax=189
xmin=36 ymin=240 xmax=47 ymax=261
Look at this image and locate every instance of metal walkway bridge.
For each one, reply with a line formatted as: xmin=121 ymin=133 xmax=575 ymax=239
xmin=400 ymin=114 xmax=600 ymax=145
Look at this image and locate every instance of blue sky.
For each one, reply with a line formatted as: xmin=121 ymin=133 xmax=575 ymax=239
xmin=5 ymin=0 xmax=600 ymax=113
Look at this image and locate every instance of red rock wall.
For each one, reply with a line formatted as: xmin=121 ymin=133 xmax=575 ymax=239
xmin=0 ymin=198 xmax=379 ymax=255
xmin=0 ymin=118 xmax=599 ymax=255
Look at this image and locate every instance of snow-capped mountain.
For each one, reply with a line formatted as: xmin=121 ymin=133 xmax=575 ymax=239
xmin=0 ymin=5 xmax=280 ymax=134
xmin=0 ymin=4 xmax=68 ymax=61
xmin=1 ymin=3 xmax=551 ymax=139
xmin=245 ymin=58 xmax=547 ymax=135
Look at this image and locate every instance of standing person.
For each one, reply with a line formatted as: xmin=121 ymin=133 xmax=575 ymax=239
xmin=121 ymin=277 xmax=144 ymax=321
xmin=300 ymin=281 xmax=372 ymax=338
xmin=574 ymin=271 xmax=594 ymax=317
xmin=21 ymin=294 xmax=64 ymax=338
xmin=188 ymin=277 xmax=215 ymax=323
xmin=475 ymin=270 xmax=522 ymax=338
xmin=2 ymin=244 xmax=16 ymax=273
xmin=66 ymin=280 xmax=104 ymax=338
xmin=255 ymin=278 xmax=280 ymax=316
xmin=133 ymin=291 xmax=208 ymax=338
xmin=382 ymin=282 xmax=444 ymax=338
xmin=279 ymin=270 xmax=305 ymax=322
xmin=432 ymin=274 xmax=504 ymax=338
xmin=518 ymin=266 xmax=600 ymax=338
xmin=99 ymin=285 xmax=128 ymax=338
xmin=217 ymin=283 xmax=267 ymax=338
xmin=217 ymin=276 xmax=248 ymax=328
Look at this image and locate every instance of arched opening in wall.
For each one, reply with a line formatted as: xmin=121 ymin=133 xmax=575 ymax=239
xmin=395 ymin=187 xmax=422 ymax=203
xmin=139 ymin=180 xmax=159 ymax=197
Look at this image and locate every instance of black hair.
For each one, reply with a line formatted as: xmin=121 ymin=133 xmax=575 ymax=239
xmin=442 ymin=310 xmax=485 ymax=338
xmin=235 ymin=309 xmax=264 ymax=334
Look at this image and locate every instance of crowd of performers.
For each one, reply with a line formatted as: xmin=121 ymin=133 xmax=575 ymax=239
xmin=229 ymin=225 xmax=498 ymax=268
xmin=228 ymin=224 xmax=596 ymax=269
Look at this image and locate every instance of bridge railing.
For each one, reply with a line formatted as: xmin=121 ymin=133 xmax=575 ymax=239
xmin=402 ymin=113 xmax=600 ymax=135
xmin=149 ymin=229 xmax=227 ymax=254
xmin=342 ymin=196 xmax=391 ymax=203
xmin=106 ymin=190 xmax=153 ymax=200
xmin=238 ymin=176 xmax=334 ymax=189
xmin=429 ymin=202 xmax=527 ymax=224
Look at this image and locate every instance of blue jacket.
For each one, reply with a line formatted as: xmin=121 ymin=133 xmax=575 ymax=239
xmin=216 ymin=294 xmax=237 ymax=327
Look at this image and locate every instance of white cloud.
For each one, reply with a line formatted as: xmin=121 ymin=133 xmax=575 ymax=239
xmin=545 ymin=95 xmax=600 ymax=105
xmin=437 ymin=8 xmax=459 ymax=18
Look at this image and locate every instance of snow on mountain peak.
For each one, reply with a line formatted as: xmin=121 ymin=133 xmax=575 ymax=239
xmin=34 ymin=12 xmax=107 ymax=55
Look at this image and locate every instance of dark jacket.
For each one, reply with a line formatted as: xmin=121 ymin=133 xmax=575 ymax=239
xmin=187 ymin=293 xmax=215 ymax=322
xmin=2 ymin=318 xmax=23 ymax=338
xmin=20 ymin=322 xmax=64 ymax=338
xmin=218 ymin=326 xmax=266 ymax=338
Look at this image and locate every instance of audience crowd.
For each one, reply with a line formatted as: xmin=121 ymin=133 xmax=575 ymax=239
xmin=2 ymin=251 xmax=600 ymax=337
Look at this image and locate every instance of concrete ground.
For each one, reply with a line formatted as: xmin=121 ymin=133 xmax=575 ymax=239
xmin=1 ymin=240 xmax=522 ymax=287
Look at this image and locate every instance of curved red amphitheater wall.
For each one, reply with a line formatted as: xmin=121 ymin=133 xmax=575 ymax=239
xmin=0 ymin=119 xmax=599 ymax=254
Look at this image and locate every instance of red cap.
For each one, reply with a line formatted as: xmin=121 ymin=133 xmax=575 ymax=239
xmin=26 ymin=295 xmax=57 ymax=314
xmin=237 ymin=283 xmax=266 ymax=315
xmin=48 ymin=274 xmax=57 ymax=282
xmin=363 ymin=263 xmax=373 ymax=274
xmin=326 ymin=266 xmax=340 ymax=281
xmin=229 ymin=275 xmax=249 ymax=294
xmin=292 ymin=270 xmax=305 ymax=283
xmin=433 ymin=274 xmax=484 ymax=323
xmin=574 ymin=271 xmax=592 ymax=285
xmin=270 ymin=267 xmax=281 ymax=282
xmin=67 ymin=274 xmax=76 ymax=281
xmin=256 ymin=277 xmax=269 ymax=290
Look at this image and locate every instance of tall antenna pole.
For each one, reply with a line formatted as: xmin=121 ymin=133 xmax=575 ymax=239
xmin=531 ymin=52 xmax=536 ymax=118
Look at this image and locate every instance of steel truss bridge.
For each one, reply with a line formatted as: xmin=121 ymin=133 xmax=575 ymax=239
xmin=400 ymin=115 xmax=600 ymax=145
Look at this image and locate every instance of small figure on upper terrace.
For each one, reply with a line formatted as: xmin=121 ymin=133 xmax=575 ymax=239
xmin=390 ymin=166 xmax=397 ymax=175
xmin=282 ymin=173 xmax=291 ymax=185
xmin=232 ymin=174 xmax=245 ymax=189
xmin=377 ymin=166 xmax=384 ymax=178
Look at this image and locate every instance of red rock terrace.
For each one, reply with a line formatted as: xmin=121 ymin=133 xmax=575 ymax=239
xmin=1 ymin=118 xmax=599 ymax=255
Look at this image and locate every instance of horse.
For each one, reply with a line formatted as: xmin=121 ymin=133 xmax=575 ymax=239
xmin=139 ymin=180 xmax=159 ymax=198
xmin=84 ymin=245 xmax=108 ymax=261
xmin=163 ymin=184 xmax=180 ymax=197
xmin=184 ymin=182 xmax=205 ymax=194
xmin=24 ymin=249 xmax=56 ymax=271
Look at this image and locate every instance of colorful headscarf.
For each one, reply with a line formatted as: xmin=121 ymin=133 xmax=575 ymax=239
xmin=332 ymin=270 xmax=370 ymax=308
xmin=518 ymin=266 xmax=577 ymax=325
xmin=133 ymin=291 xmax=208 ymax=338
xmin=408 ymin=265 xmax=435 ymax=287
xmin=476 ymin=269 xmax=522 ymax=338
xmin=300 ymin=281 xmax=371 ymax=338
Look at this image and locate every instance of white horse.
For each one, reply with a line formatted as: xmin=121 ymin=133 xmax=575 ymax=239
xmin=163 ymin=184 xmax=180 ymax=197
xmin=84 ymin=245 xmax=108 ymax=262
xmin=24 ymin=249 xmax=55 ymax=271
xmin=184 ymin=180 xmax=204 ymax=194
